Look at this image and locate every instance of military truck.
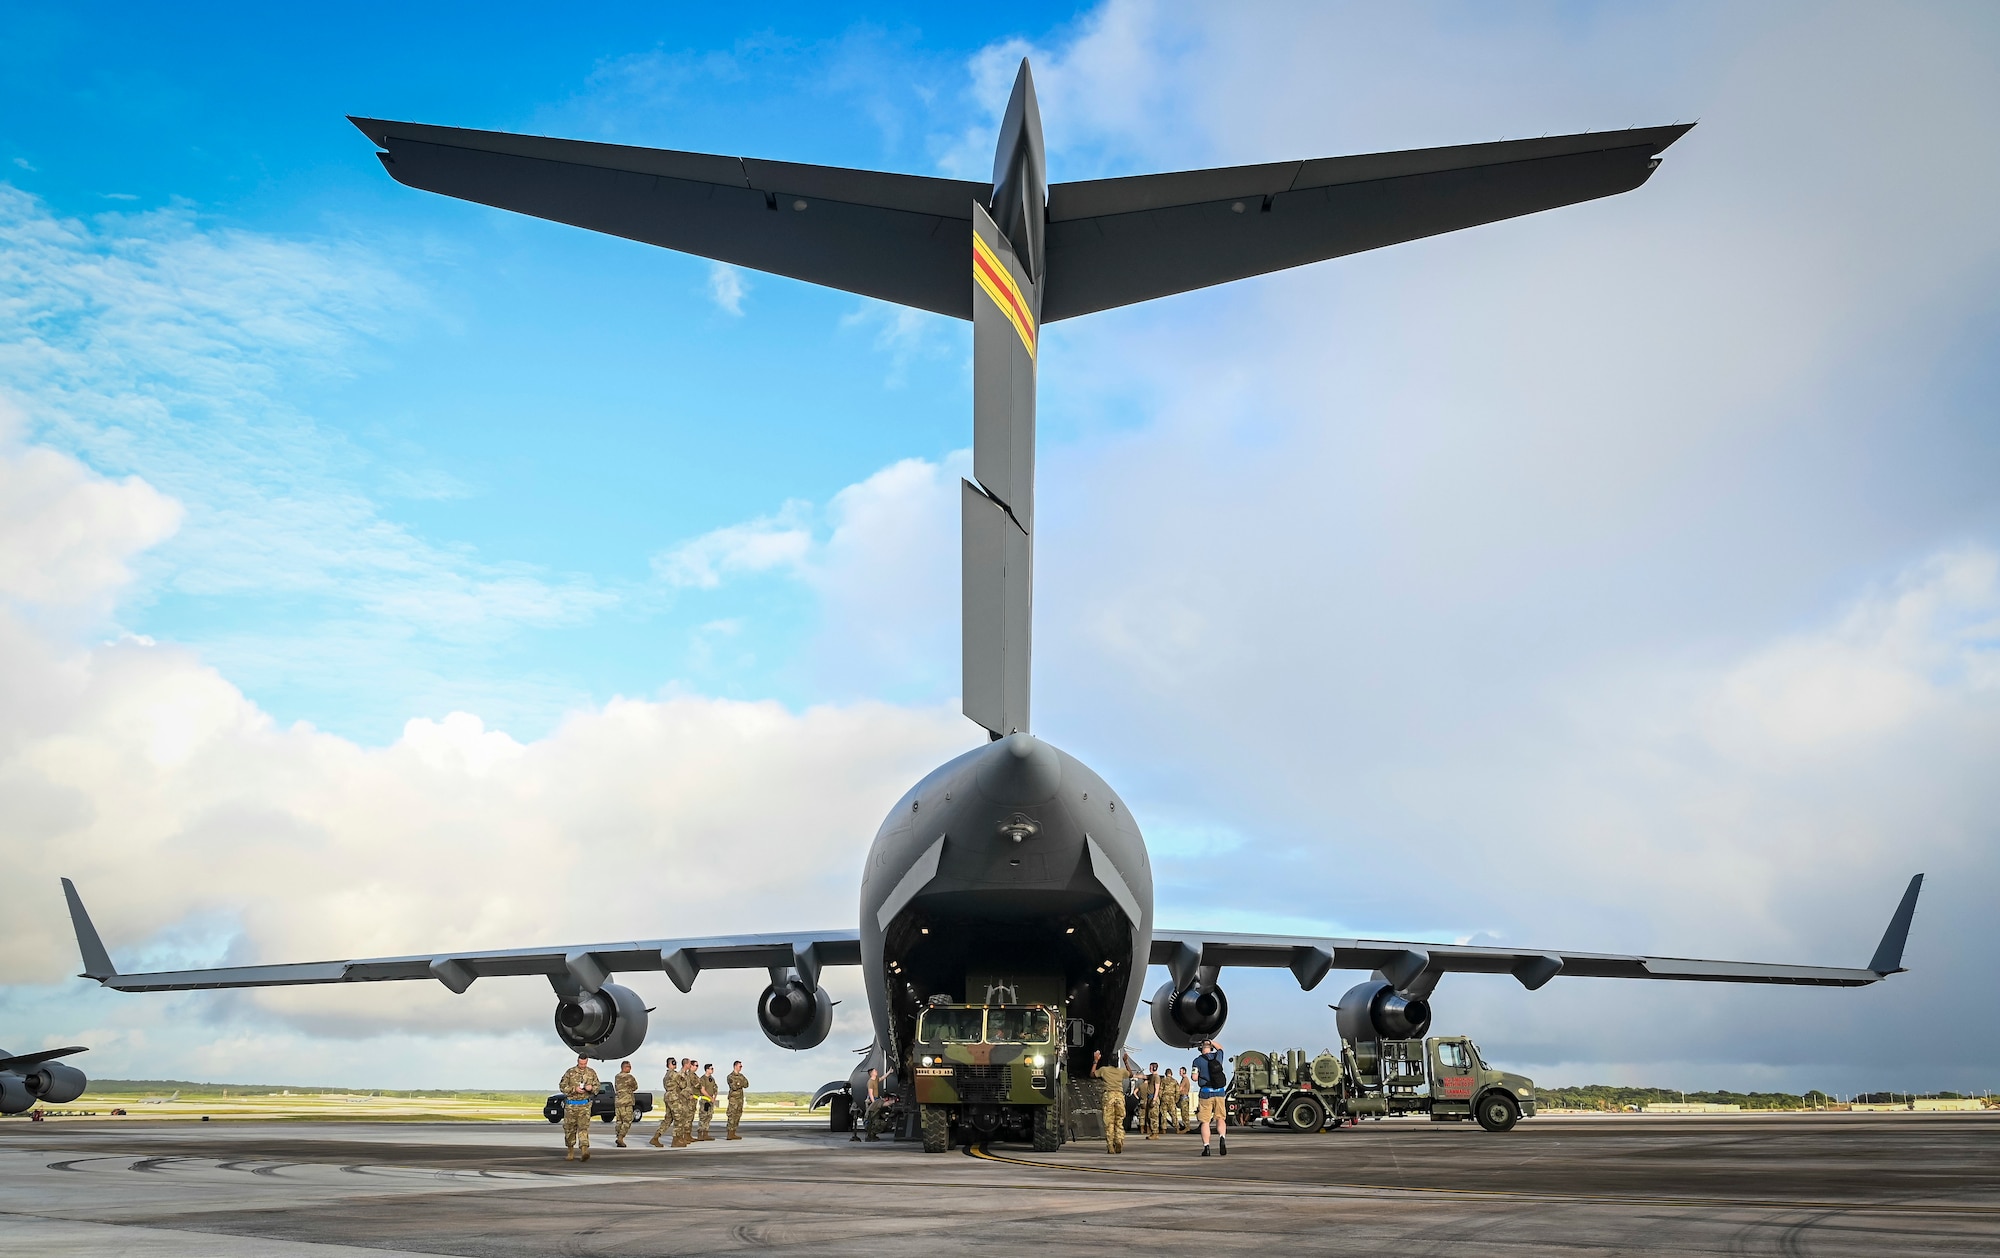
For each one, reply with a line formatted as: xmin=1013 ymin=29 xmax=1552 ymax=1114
xmin=1230 ymin=1035 xmax=1536 ymax=1133
xmin=909 ymin=1000 xmax=1065 ymax=1152
xmin=541 ymin=1079 xmax=655 ymax=1125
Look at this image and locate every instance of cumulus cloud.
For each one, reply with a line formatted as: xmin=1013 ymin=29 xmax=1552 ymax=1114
xmin=0 ymin=401 xmax=180 ymax=616
xmin=0 ymin=417 xmax=974 ymax=1085
xmin=0 ymin=184 xmax=616 ymax=724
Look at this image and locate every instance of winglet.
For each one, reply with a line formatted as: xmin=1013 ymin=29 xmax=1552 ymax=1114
xmin=1867 ymin=874 xmax=1924 ymax=975
xmin=60 ymin=878 xmax=118 ymax=981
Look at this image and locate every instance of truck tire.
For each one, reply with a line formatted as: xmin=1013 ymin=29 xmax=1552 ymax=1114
xmin=543 ymin=1099 xmax=564 ymax=1124
xmin=920 ymin=1104 xmax=951 ymax=1154
xmin=828 ymin=1092 xmax=852 ymax=1132
xmin=599 ymin=1110 xmax=613 ymax=1123
xmin=1475 ymin=1092 xmax=1520 ymax=1133
xmin=1280 ymin=1095 xmax=1324 ymax=1133
xmin=1032 ymin=1103 xmax=1061 ymax=1152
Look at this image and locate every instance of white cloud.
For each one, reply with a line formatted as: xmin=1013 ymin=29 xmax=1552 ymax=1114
xmin=0 ymin=184 xmax=615 ymax=673
xmin=0 ymin=400 xmax=180 ymax=615
xmin=707 ymin=260 xmax=748 ymax=315
xmin=653 ymin=501 xmax=813 ymax=588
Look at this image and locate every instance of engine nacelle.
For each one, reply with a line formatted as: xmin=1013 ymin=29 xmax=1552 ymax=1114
xmin=0 ymin=1074 xmax=32 ymax=1115
xmin=757 ymin=977 xmax=833 ymax=1050
xmin=25 ymin=1062 xmax=87 ymax=1105
xmin=1149 ymin=980 xmax=1229 ymax=1049
xmin=553 ymin=983 xmax=649 ymax=1060
xmin=1335 ymin=979 xmax=1432 ymax=1042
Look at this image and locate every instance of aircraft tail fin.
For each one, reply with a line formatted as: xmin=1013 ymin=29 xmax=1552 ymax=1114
xmin=962 ymin=202 xmax=1039 ymax=739
xmin=1866 ymin=873 xmax=1924 ymax=975
xmin=61 ymin=878 xmax=118 ymax=981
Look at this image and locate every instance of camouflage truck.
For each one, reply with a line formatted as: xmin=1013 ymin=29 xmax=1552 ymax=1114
xmin=910 ymin=1001 xmax=1065 ymax=1152
xmin=1231 ymin=1035 xmax=1537 ymax=1133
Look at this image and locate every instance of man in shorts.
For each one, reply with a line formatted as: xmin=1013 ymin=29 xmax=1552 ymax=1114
xmin=1193 ymin=1040 xmax=1229 ymax=1157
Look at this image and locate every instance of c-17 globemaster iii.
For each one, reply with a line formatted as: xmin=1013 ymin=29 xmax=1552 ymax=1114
xmin=61 ymin=61 xmax=1923 ymax=1152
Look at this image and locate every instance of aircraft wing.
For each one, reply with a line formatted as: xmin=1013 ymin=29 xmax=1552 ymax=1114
xmin=350 ymin=117 xmax=1690 ymax=325
xmin=0 ymin=1046 xmax=88 ymax=1072
xmin=61 ymin=878 xmax=857 ymax=996
xmin=349 ymin=116 xmax=987 ymax=319
xmin=1042 ymin=124 xmax=1693 ymax=321
xmin=1151 ymin=874 xmax=1923 ymax=994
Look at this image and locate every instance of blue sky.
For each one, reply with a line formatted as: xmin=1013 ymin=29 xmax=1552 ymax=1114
xmin=2 ymin=2 xmax=1998 ymax=1092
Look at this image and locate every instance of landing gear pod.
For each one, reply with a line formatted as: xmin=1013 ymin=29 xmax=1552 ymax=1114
xmin=757 ymin=977 xmax=833 ymax=1050
xmin=553 ymin=983 xmax=649 ymax=1059
xmin=1150 ymin=980 xmax=1228 ymax=1049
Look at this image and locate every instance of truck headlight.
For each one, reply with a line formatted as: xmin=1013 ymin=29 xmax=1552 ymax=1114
xmin=1031 ymin=1054 xmax=1045 ymax=1068
xmin=920 ymin=1056 xmax=934 ymax=1067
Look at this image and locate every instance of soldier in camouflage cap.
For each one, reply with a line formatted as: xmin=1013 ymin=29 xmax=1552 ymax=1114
xmin=725 ymin=1061 xmax=749 ymax=1140
xmin=558 ymin=1054 xmax=600 ymax=1161
xmin=611 ymin=1060 xmax=638 ymax=1146
xmin=648 ymin=1057 xmax=678 ymax=1148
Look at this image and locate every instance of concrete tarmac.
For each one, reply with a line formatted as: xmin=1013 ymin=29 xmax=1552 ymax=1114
xmin=2 ymin=1113 xmax=1995 ymax=1256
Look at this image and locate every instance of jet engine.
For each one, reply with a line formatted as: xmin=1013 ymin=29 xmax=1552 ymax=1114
xmin=0 ymin=1075 xmax=31 ymax=1115
xmin=25 ymin=1062 xmax=87 ymax=1105
xmin=553 ymin=983 xmax=649 ymax=1060
xmin=757 ymin=976 xmax=833 ymax=1051
xmin=1335 ymin=979 xmax=1431 ymax=1042
xmin=1149 ymin=980 xmax=1229 ymax=1049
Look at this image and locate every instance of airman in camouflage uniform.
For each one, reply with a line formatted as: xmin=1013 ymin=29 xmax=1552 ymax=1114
xmin=648 ymin=1057 xmax=679 ymax=1147
xmin=725 ymin=1062 xmax=749 ymax=1139
xmin=1141 ymin=1063 xmax=1163 ymax=1138
xmin=1091 ymin=1049 xmax=1133 ymax=1153
xmin=612 ymin=1060 xmax=638 ymax=1146
xmin=558 ymin=1055 xmax=600 ymax=1161
xmin=675 ymin=1059 xmax=700 ymax=1147
xmin=696 ymin=1064 xmax=719 ymax=1140
xmin=1179 ymin=1067 xmax=1195 ymax=1131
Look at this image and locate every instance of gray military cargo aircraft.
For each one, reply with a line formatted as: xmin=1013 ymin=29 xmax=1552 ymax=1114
xmin=61 ymin=62 xmax=1922 ymax=1140
xmin=1 ymin=1046 xmax=88 ymax=1115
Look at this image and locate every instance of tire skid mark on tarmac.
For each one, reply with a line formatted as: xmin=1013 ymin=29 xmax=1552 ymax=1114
xmin=963 ymin=1142 xmax=2000 ymax=1217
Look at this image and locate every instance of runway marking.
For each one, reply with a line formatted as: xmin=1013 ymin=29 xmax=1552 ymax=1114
xmin=963 ymin=1142 xmax=2000 ymax=1217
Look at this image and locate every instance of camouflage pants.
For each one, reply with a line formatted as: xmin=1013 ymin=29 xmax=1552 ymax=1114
xmin=674 ymin=1099 xmax=695 ymax=1146
xmin=726 ymin=1094 xmax=744 ymax=1138
xmin=614 ymin=1101 xmax=634 ymax=1142
xmin=1101 ymin=1098 xmax=1126 ymax=1153
xmin=1143 ymin=1097 xmax=1161 ymax=1137
xmin=697 ymin=1100 xmax=714 ymax=1139
xmin=562 ymin=1102 xmax=592 ymax=1155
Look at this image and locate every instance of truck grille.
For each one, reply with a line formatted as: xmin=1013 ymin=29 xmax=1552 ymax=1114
xmin=954 ymin=1064 xmax=1011 ymax=1103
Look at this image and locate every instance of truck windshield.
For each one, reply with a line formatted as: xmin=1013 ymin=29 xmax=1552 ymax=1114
xmin=917 ymin=1007 xmax=985 ymax=1043
xmin=984 ymin=1007 xmax=1052 ymax=1044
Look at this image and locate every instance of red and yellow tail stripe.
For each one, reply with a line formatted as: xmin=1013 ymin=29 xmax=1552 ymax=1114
xmin=973 ymin=232 xmax=1037 ymax=360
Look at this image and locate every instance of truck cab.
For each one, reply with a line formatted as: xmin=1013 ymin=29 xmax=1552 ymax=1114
xmin=910 ymin=1002 xmax=1065 ymax=1152
xmin=1347 ymin=1035 xmax=1537 ymax=1130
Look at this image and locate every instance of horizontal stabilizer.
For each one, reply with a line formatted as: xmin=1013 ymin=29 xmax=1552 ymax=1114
xmin=350 ymin=117 xmax=985 ymax=319
xmin=350 ymin=118 xmax=1691 ymax=326
xmin=1042 ymin=125 xmax=1693 ymax=320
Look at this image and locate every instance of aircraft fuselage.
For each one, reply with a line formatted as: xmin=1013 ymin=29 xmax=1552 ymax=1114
xmin=858 ymin=734 xmax=1152 ymax=1083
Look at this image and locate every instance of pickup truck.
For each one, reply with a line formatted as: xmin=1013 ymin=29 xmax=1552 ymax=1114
xmin=541 ymin=1080 xmax=655 ymax=1125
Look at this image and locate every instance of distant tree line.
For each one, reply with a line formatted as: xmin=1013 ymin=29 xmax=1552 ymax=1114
xmin=1535 ymin=1085 xmax=1989 ymax=1110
